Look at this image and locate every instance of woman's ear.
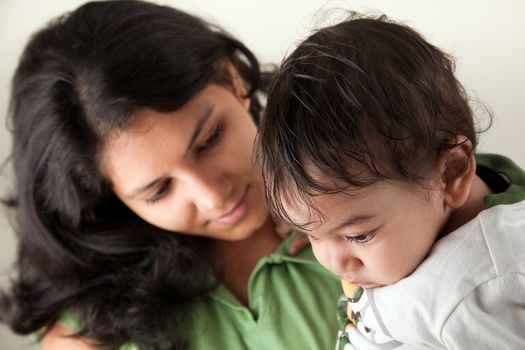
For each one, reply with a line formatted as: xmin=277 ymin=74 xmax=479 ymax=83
xmin=439 ymin=136 xmax=476 ymax=209
xmin=219 ymin=59 xmax=251 ymax=110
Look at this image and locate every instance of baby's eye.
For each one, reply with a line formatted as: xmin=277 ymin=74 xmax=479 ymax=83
xmin=146 ymin=180 xmax=172 ymax=204
xmin=344 ymin=231 xmax=375 ymax=244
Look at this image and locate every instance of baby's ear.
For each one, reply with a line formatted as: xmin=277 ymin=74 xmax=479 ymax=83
xmin=439 ymin=136 xmax=476 ymax=209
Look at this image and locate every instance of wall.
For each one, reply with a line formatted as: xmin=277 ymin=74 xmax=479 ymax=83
xmin=1 ymin=0 xmax=524 ymax=348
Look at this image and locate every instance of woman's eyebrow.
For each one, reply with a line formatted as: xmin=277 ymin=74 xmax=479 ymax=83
xmin=184 ymin=105 xmax=215 ymax=155
xmin=127 ymin=105 xmax=216 ymax=199
xmin=127 ymin=177 xmax=166 ymax=199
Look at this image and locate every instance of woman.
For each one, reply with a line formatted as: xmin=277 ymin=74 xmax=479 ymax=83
xmin=1 ymin=1 xmax=341 ymax=349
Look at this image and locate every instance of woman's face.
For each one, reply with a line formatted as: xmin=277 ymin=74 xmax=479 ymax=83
xmin=101 ymin=84 xmax=270 ymax=241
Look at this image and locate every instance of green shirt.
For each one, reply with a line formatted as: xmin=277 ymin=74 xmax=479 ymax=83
xmin=58 ymin=234 xmax=341 ymax=350
xmin=476 ymin=153 xmax=525 ymax=207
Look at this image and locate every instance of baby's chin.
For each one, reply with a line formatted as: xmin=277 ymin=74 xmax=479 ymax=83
xmin=341 ymin=279 xmax=384 ymax=289
xmin=359 ymin=282 xmax=384 ymax=289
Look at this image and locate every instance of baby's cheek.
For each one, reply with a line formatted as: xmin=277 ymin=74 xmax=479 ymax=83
xmin=382 ymin=258 xmax=414 ymax=284
xmin=310 ymin=242 xmax=331 ymax=270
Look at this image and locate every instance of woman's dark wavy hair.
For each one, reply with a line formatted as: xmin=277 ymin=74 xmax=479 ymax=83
xmin=1 ymin=1 xmax=271 ymax=349
xmin=258 ymin=13 xmax=486 ymax=226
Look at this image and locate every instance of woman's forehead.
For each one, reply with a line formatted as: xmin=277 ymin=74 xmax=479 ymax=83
xmin=102 ymin=86 xmax=220 ymax=160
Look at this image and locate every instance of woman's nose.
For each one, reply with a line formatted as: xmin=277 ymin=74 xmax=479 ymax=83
xmin=182 ymin=169 xmax=233 ymax=212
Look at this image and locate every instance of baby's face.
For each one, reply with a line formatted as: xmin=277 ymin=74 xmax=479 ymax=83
xmin=283 ymin=180 xmax=450 ymax=288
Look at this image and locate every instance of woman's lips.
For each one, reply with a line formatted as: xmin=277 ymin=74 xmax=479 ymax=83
xmin=213 ymin=188 xmax=249 ymax=225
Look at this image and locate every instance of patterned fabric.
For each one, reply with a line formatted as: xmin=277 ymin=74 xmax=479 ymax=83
xmin=335 ymin=281 xmax=401 ymax=350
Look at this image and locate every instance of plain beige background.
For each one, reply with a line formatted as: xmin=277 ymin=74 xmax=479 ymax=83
xmin=1 ymin=0 xmax=524 ymax=348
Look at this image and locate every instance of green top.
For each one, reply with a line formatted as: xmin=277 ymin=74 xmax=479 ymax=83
xmin=56 ymin=233 xmax=342 ymax=350
xmin=476 ymin=153 xmax=525 ymax=207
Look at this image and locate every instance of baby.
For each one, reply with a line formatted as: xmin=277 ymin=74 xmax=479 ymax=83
xmin=257 ymin=13 xmax=525 ymax=349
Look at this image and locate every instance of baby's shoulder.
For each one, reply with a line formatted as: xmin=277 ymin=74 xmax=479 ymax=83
xmin=474 ymin=199 xmax=525 ymax=275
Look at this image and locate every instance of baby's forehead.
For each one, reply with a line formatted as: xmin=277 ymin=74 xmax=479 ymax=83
xmin=279 ymin=179 xmax=414 ymax=231
xmin=280 ymin=197 xmax=323 ymax=231
xmin=279 ymin=185 xmax=366 ymax=227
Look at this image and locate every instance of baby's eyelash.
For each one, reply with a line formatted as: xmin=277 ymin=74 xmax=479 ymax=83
xmin=344 ymin=231 xmax=376 ymax=244
xmin=146 ymin=180 xmax=172 ymax=204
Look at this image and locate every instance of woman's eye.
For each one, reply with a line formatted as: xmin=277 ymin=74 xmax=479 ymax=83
xmin=197 ymin=123 xmax=222 ymax=152
xmin=344 ymin=231 xmax=375 ymax=244
xmin=146 ymin=180 xmax=172 ymax=204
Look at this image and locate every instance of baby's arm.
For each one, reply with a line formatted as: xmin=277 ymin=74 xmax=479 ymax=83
xmin=343 ymin=328 xmax=387 ymax=350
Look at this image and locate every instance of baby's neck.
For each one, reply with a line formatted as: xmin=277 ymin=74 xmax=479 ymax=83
xmin=442 ymin=174 xmax=493 ymax=236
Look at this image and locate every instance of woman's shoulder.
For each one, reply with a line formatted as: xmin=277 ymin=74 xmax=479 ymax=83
xmin=40 ymin=324 xmax=100 ymax=350
xmin=39 ymin=313 xmax=139 ymax=350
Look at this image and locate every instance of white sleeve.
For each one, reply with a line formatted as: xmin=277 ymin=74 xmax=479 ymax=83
xmin=441 ymin=273 xmax=525 ymax=350
xmin=344 ymin=328 xmax=390 ymax=350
